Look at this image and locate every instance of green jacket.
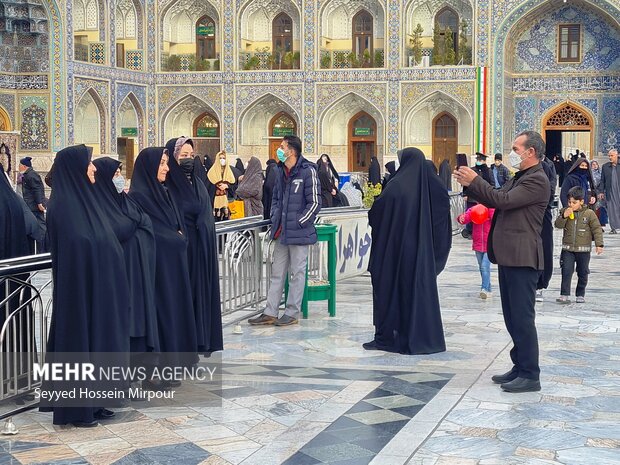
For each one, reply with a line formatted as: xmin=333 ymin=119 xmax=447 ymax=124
xmin=554 ymin=206 xmax=604 ymax=252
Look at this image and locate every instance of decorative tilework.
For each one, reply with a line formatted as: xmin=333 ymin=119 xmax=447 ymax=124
xmin=317 ymin=83 xmax=387 ymax=119
xmin=236 ymin=85 xmax=302 ymax=117
xmin=514 ymin=97 xmax=535 ymax=134
xmin=126 ymin=50 xmax=144 ymax=71
xmin=513 ymin=5 xmax=620 ymax=72
xmin=303 ymin=80 xmax=315 ymax=153
xmin=388 ymin=80 xmax=399 ymax=153
xmin=89 ymin=42 xmax=106 ymax=65
xmin=117 ymin=83 xmax=147 ymax=113
xmin=388 ymin=0 xmax=400 ymax=69
xmin=401 ymin=81 xmax=475 ymax=115
xmin=157 ymin=86 xmax=222 ymax=118
xmin=601 ymin=96 xmax=620 ymax=152
xmin=74 ymin=77 xmax=109 ymax=104
xmin=222 ymin=79 xmax=235 ymax=151
xmin=0 ymin=93 xmax=16 ymax=124
xmin=491 ymin=0 xmax=620 ymax=153
xmin=512 ymin=75 xmax=620 ymax=93
xmin=20 ymin=95 xmax=49 ymax=151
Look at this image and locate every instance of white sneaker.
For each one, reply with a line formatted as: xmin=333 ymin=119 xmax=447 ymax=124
xmin=535 ymin=290 xmax=543 ymax=302
xmin=576 ymin=296 xmax=585 ymax=303
xmin=480 ymin=290 xmax=491 ymax=299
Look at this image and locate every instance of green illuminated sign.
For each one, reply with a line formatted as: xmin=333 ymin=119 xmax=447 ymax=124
xmin=272 ymin=127 xmax=294 ymax=137
xmin=197 ymin=127 xmax=218 ymax=137
xmin=196 ymin=25 xmax=215 ymax=36
xmin=354 ymin=127 xmax=371 ymax=136
xmin=121 ymin=127 xmax=138 ymax=137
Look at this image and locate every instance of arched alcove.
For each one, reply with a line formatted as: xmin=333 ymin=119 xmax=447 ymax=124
xmin=239 ymin=0 xmax=301 ymax=70
xmin=161 ymin=0 xmax=220 ymax=71
xmin=115 ymin=0 xmax=143 ymax=69
xmin=320 ymin=0 xmax=385 ymax=68
xmin=402 ymin=91 xmax=473 ymax=165
xmin=75 ymin=89 xmax=106 ymax=154
xmin=73 ymin=0 xmax=106 ymax=64
xmin=238 ymin=94 xmax=300 ymax=158
xmin=319 ymin=93 xmax=386 ymax=171
xmin=404 ymin=0 xmax=473 ymax=66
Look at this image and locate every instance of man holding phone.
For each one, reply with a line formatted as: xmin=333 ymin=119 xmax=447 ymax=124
xmin=454 ymin=131 xmax=549 ymax=393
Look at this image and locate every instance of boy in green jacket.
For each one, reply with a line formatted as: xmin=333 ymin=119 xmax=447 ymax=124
xmin=555 ymin=186 xmax=604 ymax=304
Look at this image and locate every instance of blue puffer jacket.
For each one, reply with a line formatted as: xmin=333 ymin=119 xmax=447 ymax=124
xmin=270 ymin=155 xmax=321 ymax=245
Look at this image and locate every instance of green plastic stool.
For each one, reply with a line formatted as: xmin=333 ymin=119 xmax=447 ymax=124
xmin=284 ymin=224 xmax=338 ymax=319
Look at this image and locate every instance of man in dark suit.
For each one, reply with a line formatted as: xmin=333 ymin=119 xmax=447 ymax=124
xmin=454 ymin=131 xmax=549 ymax=393
xmin=19 ymin=156 xmax=47 ymax=253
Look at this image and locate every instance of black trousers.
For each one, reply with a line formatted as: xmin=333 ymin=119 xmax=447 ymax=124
xmin=537 ymin=208 xmax=554 ymax=290
xmin=498 ymin=265 xmax=540 ymax=380
xmin=32 ymin=210 xmax=47 ymax=253
xmin=560 ymin=250 xmax=590 ymax=297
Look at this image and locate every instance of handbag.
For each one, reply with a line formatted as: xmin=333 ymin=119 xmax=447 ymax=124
xmin=229 ymin=199 xmax=245 ymax=219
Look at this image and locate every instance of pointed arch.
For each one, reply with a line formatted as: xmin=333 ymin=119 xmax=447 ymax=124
xmin=75 ymin=88 xmax=107 ymax=153
xmin=0 ymin=105 xmax=12 ymax=131
xmin=161 ymin=94 xmax=219 ymax=143
xmin=118 ymin=92 xmax=145 ymax=149
xmin=402 ymin=91 xmax=473 ymax=158
xmin=238 ymin=93 xmax=300 ymax=149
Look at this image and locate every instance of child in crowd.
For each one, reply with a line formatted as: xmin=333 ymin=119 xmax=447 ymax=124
xmin=458 ymin=204 xmax=495 ymax=299
xmin=555 ymin=186 xmax=604 ymax=304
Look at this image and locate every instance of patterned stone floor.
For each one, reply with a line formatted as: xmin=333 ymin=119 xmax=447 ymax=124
xmin=0 ymin=227 xmax=619 ymax=465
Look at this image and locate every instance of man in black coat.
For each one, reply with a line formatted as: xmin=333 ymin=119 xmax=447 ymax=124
xmin=19 ymin=157 xmax=46 ymax=253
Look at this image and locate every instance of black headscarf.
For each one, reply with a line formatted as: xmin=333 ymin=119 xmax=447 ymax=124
xmin=439 ymin=159 xmax=452 ymax=190
xmin=164 ymin=138 xmax=223 ymax=354
xmin=129 ymin=147 xmax=198 ymax=361
xmin=43 ymin=145 xmax=130 ymax=425
xmin=560 ymin=157 xmax=596 ymax=207
xmin=92 ymin=157 xmax=159 ymax=353
xmin=200 ymin=154 xmax=216 ymax=202
xmin=367 ymin=147 xmax=451 ymax=355
xmin=235 ymin=157 xmax=245 ymax=175
xmin=317 ymin=154 xmax=340 ymax=183
xmin=368 ymin=156 xmax=381 ymax=186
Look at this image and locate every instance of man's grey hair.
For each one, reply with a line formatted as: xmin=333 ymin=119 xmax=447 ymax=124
xmin=609 ymin=148 xmax=618 ymax=155
xmin=517 ymin=131 xmax=545 ymax=159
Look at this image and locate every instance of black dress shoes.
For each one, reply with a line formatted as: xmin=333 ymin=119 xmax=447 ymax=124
xmin=72 ymin=421 xmax=98 ymax=428
xmin=362 ymin=340 xmax=379 ymax=351
xmin=501 ymin=377 xmax=541 ymax=393
xmin=94 ymin=408 xmax=115 ymax=420
xmin=491 ymin=369 xmax=519 ymax=384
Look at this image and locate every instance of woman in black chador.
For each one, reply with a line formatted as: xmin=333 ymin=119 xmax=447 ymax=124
xmin=364 ymin=147 xmax=452 ymax=355
xmin=129 ymin=148 xmax=198 ymax=371
xmin=92 ymin=157 xmax=159 ymax=355
xmin=43 ymin=145 xmax=130 ymax=426
xmin=164 ymin=137 xmax=223 ymax=354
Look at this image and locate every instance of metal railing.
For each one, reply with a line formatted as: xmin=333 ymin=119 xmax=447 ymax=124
xmin=450 ymin=192 xmax=466 ymax=236
xmin=0 ymin=199 xmax=464 ymax=421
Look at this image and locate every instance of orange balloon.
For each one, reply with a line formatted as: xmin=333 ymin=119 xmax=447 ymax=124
xmin=470 ymin=204 xmax=489 ymax=224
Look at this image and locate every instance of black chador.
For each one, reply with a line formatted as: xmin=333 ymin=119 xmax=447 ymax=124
xmin=365 ymin=147 xmax=452 ymax=355
xmin=129 ymin=147 xmax=198 ymax=365
xmin=165 ymin=137 xmax=223 ymax=354
xmin=92 ymin=157 xmax=159 ymax=354
xmin=43 ymin=145 xmax=130 ymax=426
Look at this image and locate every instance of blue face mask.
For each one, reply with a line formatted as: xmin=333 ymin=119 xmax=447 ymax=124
xmin=277 ymin=148 xmax=287 ymax=163
xmin=475 ymin=161 xmax=482 ymax=166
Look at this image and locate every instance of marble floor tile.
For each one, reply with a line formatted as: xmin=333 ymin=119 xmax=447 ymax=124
xmin=345 ymin=410 xmax=410 ymax=425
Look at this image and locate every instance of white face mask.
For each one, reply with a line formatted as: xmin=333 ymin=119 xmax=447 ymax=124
xmin=112 ymin=175 xmax=125 ymax=193
xmin=220 ymin=158 xmax=226 ymax=166
xmin=508 ymin=149 xmax=527 ymax=169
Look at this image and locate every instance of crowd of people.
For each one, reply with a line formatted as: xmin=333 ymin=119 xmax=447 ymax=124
xmin=1 ymin=130 xmax=617 ymax=425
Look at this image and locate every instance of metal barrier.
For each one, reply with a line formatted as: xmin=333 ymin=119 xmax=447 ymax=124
xmin=0 ymin=198 xmax=464 ymax=422
xmin=450 ymin=192 xmax=466 ymax=236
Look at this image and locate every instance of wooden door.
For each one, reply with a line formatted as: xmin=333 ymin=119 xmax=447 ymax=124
xmin=351 ymin=141 xmax=373 ymax=171
xmin=117 ymin=137 xmax=135 ymax=178
xmin=432 ymin=112 xmax=458 ymax=168
xmin=116 ymin=43 xmax=125 ymax=68
xmin=269 ymin=139 xmax=282 ymax=160
xmin=348 ymin=111 xmax=376 ymax=171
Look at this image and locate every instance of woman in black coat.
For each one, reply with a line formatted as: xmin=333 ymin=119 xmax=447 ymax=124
xmin=263 ymin=159 xmax=278 ymax=219
xmin=129 ymin=147 xmax=198 ymax=372
xmin=560 ymin=158 xmax=597 ymax=207
xmin=43 ymin=145 xmax=130 ymax=426
xmin=165 ymin=137 xmax=223 ymax=354
xmin=92 ymin=157 xmax=159 ymax=355
xmin=365 ymin=147 xmax=451 ymax=355
xmin=368 ymin=156 xmax=381 ymax=186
